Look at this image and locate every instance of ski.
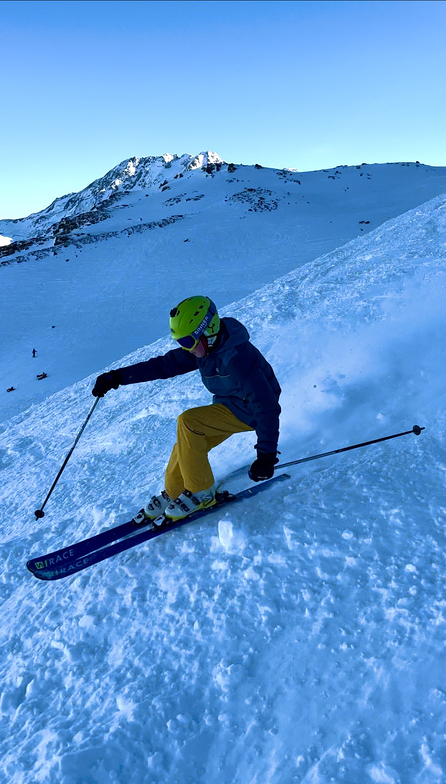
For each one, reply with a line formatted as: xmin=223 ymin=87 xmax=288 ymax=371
xmin=27 ymin=514 xmax=152 ymax=574
xmin=27 ymin=473 xmax=290 ymax=581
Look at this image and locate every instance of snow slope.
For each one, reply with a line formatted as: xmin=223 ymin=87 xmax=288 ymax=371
xmin=1 ymin=156 xmax=446 ymax=424
xmin=0 ymin=190 xmax=445 ymax=783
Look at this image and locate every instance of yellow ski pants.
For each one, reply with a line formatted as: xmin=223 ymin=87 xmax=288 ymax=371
xmin=164 ymin=403 xmax=254 ymax=500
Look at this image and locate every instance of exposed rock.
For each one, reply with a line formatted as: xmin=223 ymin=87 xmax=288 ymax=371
xmin=226 ymin=188 xmax=279 ymax=212
xmin=0 ymin=236 xmax=47 ymax=258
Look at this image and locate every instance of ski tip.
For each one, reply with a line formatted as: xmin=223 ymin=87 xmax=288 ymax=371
xmin=26 ymin=562 xmax=47 ymax=580
xmin=412 ymin=425 xmax=425 ymax=436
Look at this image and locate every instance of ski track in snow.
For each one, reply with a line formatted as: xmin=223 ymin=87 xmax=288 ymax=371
xmin=1 ymin=192 xmax=446 ymax=782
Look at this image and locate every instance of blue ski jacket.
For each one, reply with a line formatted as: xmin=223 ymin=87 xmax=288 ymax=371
xmin=118 ymin=317 xmax=281 ymax=453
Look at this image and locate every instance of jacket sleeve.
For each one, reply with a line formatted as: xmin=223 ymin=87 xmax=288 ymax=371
xmin=227 ymin=349 xmax=281 ymax=454
xmin=118 ymin=348 xmax=198 ymax=385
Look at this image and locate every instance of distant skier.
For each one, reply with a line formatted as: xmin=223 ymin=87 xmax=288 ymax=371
xmin=92 ymin=296 xmax=281 ymax=522
xmin=6 ymin=386 xmax=15 ymax=392
xmin=36 ymin=372 xmax=47 ymax=380
xmin=32 ymin=349 xmax=37 ymax=358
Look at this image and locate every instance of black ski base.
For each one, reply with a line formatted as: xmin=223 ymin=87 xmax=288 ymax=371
xmin=27 ymin=473 xmax=290 ymax=581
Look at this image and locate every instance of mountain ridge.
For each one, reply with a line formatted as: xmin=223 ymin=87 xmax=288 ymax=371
xmin=0 ymin=151 xmax=224 ymax=238
xmin=1 ymin=157 xmax=446 ymax=269
xmin=1 ymin=154 xmax=446 ymax=424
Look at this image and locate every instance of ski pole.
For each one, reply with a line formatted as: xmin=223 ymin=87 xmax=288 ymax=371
xmin=34 ymin=396 xmax=100 ymax=519
xmin=275 ymin=424 xmax=425 ymax=471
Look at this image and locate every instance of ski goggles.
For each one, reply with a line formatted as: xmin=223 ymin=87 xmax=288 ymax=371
xmin=176 ymin=333 xmax=201 ymax=350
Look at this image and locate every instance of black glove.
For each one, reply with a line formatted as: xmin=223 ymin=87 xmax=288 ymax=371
xmin=249 ymin=451 xmax=279 ymax=482
xmin=92 ymin=370 xmax=122 ymax=397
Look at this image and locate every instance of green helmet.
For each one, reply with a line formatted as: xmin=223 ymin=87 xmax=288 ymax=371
xmin=169 ymin=296 xmax=220 ymax=350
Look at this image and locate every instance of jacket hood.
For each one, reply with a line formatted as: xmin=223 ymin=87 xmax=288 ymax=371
xmin=219 ymin=317 xmax=250 ymax=350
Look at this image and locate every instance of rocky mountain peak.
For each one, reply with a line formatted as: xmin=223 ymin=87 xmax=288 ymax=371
xmin=0 ymin=152 xmax=226 ymax=242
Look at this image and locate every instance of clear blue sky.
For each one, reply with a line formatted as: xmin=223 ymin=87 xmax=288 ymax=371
xmin=1 ymin=0 xmax=445 ymax=219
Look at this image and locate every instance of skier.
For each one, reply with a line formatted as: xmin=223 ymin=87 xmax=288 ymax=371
xmin=32 ymin=349 xmax=37 ymax=358
xmin=92 ymin=296 xmax=281 ymax=522
xmin=36 ymin=372 xmax=47 ymax=380
xmin=6 ymin=386 xmax=15 ymax=392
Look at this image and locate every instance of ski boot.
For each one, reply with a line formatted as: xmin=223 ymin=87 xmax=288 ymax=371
xmin=132 ymin=490 xmax=172 ymax=525
xmin=164 ymin=487 xmax=216 ymax=521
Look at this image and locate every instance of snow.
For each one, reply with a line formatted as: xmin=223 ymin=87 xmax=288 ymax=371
xmin=1 ymin=161 xmax=446 ymax=782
